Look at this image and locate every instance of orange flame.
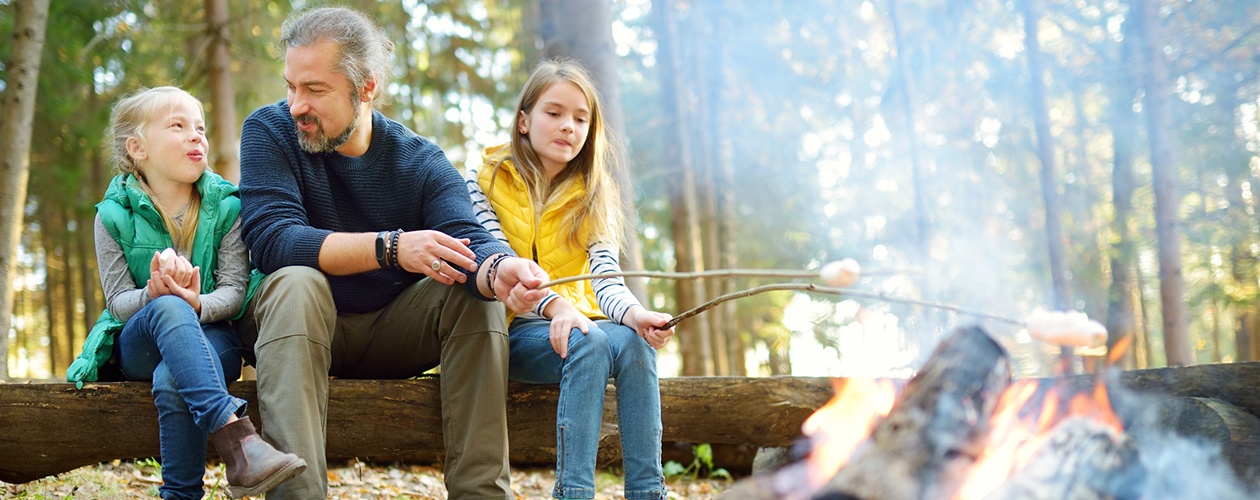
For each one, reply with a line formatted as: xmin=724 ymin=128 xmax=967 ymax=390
xmin=954 ymin=377 xmax=1123 ymax=499
xmin=800 ymin=377 xmax=898 ymax=490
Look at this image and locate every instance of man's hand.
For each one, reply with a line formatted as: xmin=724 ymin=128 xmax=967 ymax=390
xmin=395 ymin=230 xmax=477 ymax=285
xmin=625 ymin=306 xmax=675 ymax=349
xmin=492 ymin=257 xmax=549 ymax=314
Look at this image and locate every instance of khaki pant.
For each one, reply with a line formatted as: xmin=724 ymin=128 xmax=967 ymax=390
xmin=236 ymin=266 xmax=511 ymax=499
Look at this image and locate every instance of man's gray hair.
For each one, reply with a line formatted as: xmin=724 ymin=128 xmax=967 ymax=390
xmin=280 ymin=6 xmax=395 ymax=106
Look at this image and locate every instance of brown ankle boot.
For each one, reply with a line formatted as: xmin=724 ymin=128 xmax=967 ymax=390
xmin=210 ymin=416 xmax=307 ymax=499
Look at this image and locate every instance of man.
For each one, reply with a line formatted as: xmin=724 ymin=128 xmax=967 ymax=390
xmin=237 ymin=6 xmax=548 ymax=499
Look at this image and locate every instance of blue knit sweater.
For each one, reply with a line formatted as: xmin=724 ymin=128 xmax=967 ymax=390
xmin=239 ymin=100 xmax=513 ymax=313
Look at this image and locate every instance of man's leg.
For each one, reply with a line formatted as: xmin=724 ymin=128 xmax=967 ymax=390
xmin=349 ymin=278 xmax=511 ymax=499
xmin=236 ymin=266 xmax=336 ymax=500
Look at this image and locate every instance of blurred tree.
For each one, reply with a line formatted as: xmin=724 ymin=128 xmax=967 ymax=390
xmin=1019 ymin=0 xmax=1072 ymax=365
xmin=536 ymin=0 xmax=648 ymax=300
xmin=1135 ymin=0 xmax=1192 ymax=365
xmin=205 ymin=0 xmax=238 ymax=183
xmin=652 ymin=0 xmax=714 ymax=375
xmin=1104 ymin=12 xmax=1143 ymax=369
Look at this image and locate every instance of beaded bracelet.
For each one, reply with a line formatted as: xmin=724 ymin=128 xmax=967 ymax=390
xmin=484 ymin=253 xmax=511 ymax=295
xmin=388 ymin=229 xmax=403 ymax=269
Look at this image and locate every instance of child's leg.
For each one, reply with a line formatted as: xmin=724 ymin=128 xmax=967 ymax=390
xmin=151 ymin=361 xmax=211 ymax=499
xmin=598 ymin=321 xmax=666 ymax=500
xmin=117 ymin=296 xmax=246 ymax=431
xmin=509 ymin=318 xmax=608 ymax=499
xmin=118 ymin=296 xmax=247 ymax=499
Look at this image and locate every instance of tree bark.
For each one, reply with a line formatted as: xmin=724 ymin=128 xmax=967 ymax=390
xmin=205 ymin=0 xmax=240 ymax=183
xmin=9 ymin=363 xmax=1260 ymax=484
xmin=1020 ymin=0 xmax=1073 ymax=367
xmin=1145 ymin=396 xmax=1260 ymax=487
xmin=0 ymin=0 xmax=52 ymax=381
xmin=538 ymin=0 xmax=648 ymax=300
xmin=0 ymin=377 xmax=835 ymax=484
xmin=1135 ymin=0 xmax=1193 ymax=366
xmin=653 ymin=0 xmax=714 ymax=375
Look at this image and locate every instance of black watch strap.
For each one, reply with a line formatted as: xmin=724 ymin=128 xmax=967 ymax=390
xmin=375 ymin=231 xmax=389 ymax=268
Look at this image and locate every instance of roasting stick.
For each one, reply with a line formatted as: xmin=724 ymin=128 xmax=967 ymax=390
xmin=534 ymin=266 xmax=897 ymax=289
xmin=659 ymin=283 xmax=1023 ymax=331
xmin=532 ymin=258 xmax=1106 ymax=347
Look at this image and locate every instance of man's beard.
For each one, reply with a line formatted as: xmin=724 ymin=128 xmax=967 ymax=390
xmin=294 ymin=101 xmax=361 ymax=154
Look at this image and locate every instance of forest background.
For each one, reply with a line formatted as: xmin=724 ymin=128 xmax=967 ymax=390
xmin=3 ymin=0 xmax=1260 ymax=383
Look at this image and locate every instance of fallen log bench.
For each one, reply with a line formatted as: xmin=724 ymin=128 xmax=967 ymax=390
xmin=5 ymin=363 xmax=1260 ymax=486
xmin=0 ymin=376 xmax=834 ymax=484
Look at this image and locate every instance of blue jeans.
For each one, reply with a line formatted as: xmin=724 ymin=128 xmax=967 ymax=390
xmin=115 ymin=295 xmax=246 ymax=500
xmin=508 ymin=318 xmax=665 ymax=500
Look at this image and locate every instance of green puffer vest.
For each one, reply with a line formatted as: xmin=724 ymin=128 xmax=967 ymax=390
xmin=66 ymin=171 xmax=261 ymax=387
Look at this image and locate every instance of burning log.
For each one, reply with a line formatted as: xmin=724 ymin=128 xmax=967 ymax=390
xmin=724 ymin=326 xmax=1013 ymax=500
xmin=816 ymin=326 xmax=1012 ymax=500
xmin=980 ymin=417 xmax=1142 ymax=500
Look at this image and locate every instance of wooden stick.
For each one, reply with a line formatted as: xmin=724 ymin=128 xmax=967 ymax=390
xmin=532 ymin=267 xmax=1018 ymax=330
xmin=660 ymin=283 xmax=1023 ymax=330
xmin=534 ymin=268 xmax=904 ymax=289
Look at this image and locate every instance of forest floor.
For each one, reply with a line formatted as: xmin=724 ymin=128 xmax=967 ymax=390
xmin=2 ymin=459 xmax=735 ymax=499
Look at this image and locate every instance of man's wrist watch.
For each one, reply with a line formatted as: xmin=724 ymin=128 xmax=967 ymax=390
xmin=375 ymin=231 xmax=389 ymax=268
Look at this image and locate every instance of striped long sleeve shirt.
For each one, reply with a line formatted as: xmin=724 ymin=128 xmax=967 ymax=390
xmin=465 ymin=167 xmax=642 ymax=325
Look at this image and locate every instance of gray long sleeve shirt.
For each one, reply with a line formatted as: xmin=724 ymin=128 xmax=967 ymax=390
xmin=95 ymin=213 xmax=249 ymax=323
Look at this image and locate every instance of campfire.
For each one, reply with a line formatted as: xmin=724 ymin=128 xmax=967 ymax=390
xmin=722 ymin=326 xmax=1254 ymax=500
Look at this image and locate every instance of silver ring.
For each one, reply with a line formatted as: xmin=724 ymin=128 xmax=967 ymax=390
xmin=430 ymin=259 xmax=442 ymax=271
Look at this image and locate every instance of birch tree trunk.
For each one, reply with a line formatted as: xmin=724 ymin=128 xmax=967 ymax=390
xmin=539 ymin=0 xmax=648 ymax=300
xmin=0 ymin=0 xmax=52 ymax=381
xmin=205 ymin=0 xmax=239 ymax=183
xmin=1135 ymin=0 xmax=1192 ymax=366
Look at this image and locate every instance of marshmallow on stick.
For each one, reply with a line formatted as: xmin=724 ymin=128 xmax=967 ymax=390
xmin=1024 ymin=308 xmax=1107 ymax=348
xmin=819 ymin=258 xmax=861 ymax=287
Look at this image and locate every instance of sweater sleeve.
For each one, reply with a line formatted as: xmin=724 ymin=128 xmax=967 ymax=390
xmin=420 ymin=150 xmax=514 ymax=299
xmin=96 ymin=215 xmax=150 ymax=321
xmin=238 ymin=109 xmax=331 ymax=274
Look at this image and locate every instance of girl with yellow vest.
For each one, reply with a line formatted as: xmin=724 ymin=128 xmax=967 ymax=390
xmin=67 ymin=87 xmax=304 ymax=499
xmin=467 ymin=60 xmax=675 ymax=500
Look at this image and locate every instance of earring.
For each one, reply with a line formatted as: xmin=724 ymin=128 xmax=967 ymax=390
xmin=519 ymin=128 xmax=527 ymax=135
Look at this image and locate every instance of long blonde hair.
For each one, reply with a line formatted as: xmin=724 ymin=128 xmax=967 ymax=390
xmin=105 ymin=86 xmax=205 ymax=253
xmin=487 ymin=58 xmax=624 ymax=251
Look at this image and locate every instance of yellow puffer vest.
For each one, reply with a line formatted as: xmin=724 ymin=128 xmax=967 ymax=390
xmin=478 ymin=147 xmax=603 ymax=321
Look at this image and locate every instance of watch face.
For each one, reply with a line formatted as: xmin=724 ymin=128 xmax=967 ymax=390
xmin=376 ymin=232 xmax=387 ymax=260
